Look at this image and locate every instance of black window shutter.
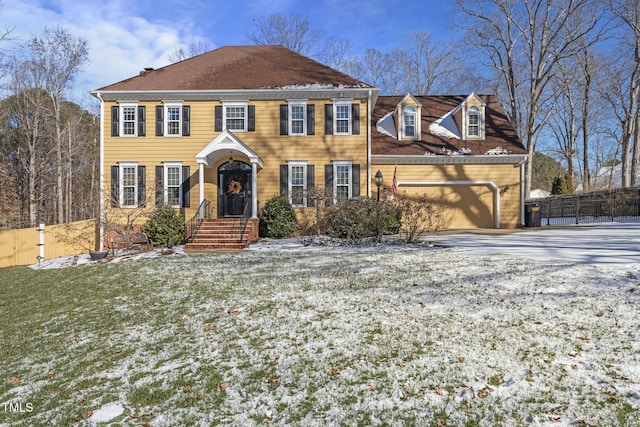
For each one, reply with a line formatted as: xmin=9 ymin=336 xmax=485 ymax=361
xmin=138 ymin=166 xmax=146 ymax=207
xmin=352 ymin=164 xmax=360 ymax=197
xmin=325 ymin=164 xmax=333 ymax=189
xmin=182 ymin=166 xmax=190 ymax=208
xmin=155 ymin=106 xmax=164 ymax=136
xmin=307 ymin=104 xmax=315 ymax=135
xmin=215 ymin=106 xmax=222 ymax=131
xmin=352 ymin=103 xmax=360 ymax=135
xmin=155 ymin=166 xmax=164 ymax=207
xmin=182 ymin=106 xmax=190 ymax=136
xmin=324 ymin=104 xmax=333 ymax=135
xmin=279 ymin=104 xmax=288 ymax=135
xmin=307 ymin=165 xmax=315 ymax=207
xmin=248 ymin=105 xmax=255 ymax=132
xmin=111 ymin=106 xmax=119 ymax=137
xmin=137 ymin=106 xmax=146 ymax=136
xmin=280 ymin=165 xmax=288 ymax=196
xmin=111 ymin=166 xmax=119 ymax=207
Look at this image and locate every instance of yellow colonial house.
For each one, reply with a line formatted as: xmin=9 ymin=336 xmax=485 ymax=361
xmin=91 ymin=45 xmax=526 ymax=249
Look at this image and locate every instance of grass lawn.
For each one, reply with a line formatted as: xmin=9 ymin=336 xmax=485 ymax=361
xmin=1 ymin=246 xmax=639 ymax=426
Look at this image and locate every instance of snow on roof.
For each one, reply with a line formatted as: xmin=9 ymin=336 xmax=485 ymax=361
xmin=429 ymin=111 xmax=461 ymax=139
xmin=376 ymin=111 xmax=397 ymax=138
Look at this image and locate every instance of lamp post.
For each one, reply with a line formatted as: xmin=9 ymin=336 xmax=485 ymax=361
xmin=375 ymin=170 xmax=383 ymax=201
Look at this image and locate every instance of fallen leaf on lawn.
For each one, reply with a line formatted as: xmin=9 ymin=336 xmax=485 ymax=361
xmin=228 ymin=310 xmax=240 ymax=316
xmin=82 ymin=410 xmax=93 ymax=419
xmin=183 ymin=385 xmax=192 ymax=392
xmin=219 ymin=383 xmax=229 ymax=392
xmin=432 ymin=385 xmax=444 ymax=396
xmin=4 ymin=373 xmax=20 ymax=385
xmin=461 ymin=399 xmax=469 ymax=409
xmin=477 ymin=386 xmax=493 ymax=398
xmin=204 ymin=324 xmax=211 ymax=332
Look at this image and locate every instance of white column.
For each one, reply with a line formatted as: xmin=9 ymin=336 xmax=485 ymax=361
xmin=251 ymin=162 xmax=258 ymax=218
xmin=199 ymin=163 xmax=205 ymax=218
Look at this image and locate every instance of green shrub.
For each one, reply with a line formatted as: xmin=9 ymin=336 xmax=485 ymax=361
xmin=259 ymin=194 xmax=297 ymax=238
xmin=144 ymin=206 xmax=185 ymax=246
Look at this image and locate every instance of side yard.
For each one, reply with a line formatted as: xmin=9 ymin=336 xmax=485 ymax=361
xmin=1 ymin=246 xmax=639 ymax=426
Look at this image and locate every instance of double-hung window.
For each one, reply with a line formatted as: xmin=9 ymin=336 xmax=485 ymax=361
xmin=467 ymin=106 xmax=480 ymax=137
xmin=288 ymin=162 xmax=307 ymax=206
xmin=119 ymin=163 xmax=138 ymax=208
xmin=164 ymin=163 xmax=182 ymax=208
xmin=225 ymin=103 xmax=247 ymax=131
xmin=289 ymin=102 xmax=306 ymax=135
xmin=335 ymin=101 xmax=351 ymax=135
xmin=334 ymin=161 xmax=352 ymax=202
xmin=120 ymin=103 xmax=138 ymax=136
xmin=164 ymin=103 xmax=182 ymax=136
xmin=403 ymin=106 xmax=417 ymax=139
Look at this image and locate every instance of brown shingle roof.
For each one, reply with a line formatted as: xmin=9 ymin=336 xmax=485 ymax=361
xmin=96 ymin=45 xmax=372 ymax=91
xmin=372 ymin=95 xmax=526 ymax=156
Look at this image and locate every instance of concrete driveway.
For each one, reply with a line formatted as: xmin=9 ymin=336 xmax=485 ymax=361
xmin=428 ymin=222 xmax=640 ymax=272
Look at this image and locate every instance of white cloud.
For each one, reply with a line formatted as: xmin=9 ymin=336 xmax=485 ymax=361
xmin=1 ymin=0 xmax=200 ymax=98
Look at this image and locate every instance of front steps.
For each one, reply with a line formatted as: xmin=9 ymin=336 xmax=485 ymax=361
xmin=185 ymin=218 xmax=258 ymax=251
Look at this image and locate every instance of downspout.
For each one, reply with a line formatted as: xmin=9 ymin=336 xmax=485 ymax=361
xmin=519 ymin=156 xmax=526 ymax=226
xmin=367 ymin=90 xmax=372 ymax=197
xmin=96 ymin=92 xmax=105 ymax=250
xmin=398 ymin=180 xmax=501 ymax=229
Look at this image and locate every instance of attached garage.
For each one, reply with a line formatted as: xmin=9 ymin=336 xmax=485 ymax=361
xmin=370 ymin=94 xmax=527 ymax=229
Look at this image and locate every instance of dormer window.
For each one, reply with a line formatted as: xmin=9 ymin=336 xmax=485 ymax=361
xmin=403 ymin=106 xmax=417 ymax=139
xmin=467 ymin=106 xmax=480 ymax=138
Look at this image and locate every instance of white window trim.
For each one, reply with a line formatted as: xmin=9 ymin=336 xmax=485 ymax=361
xmin=164 ymin=162 xmax=183 ymax=208
xmin=288 ymin=161 xmax=307 ymax=207
xmin=402 ymin=105 xmax=417 ymax=140
xmin=119 ymin=102 xmax=138 ymax=137
xmin=164 ymin=102 xmax=183 ymax=137
xmin=288 ymin=101 xmax=307 ymax=136
xmin=119 ymin=162 xmax=138 ymax=208
xmin=223 ymin=101 xmax=248 ymax=132
xmin=333 ymin=160 xmax=352 ymax=203
xmin=334 ymin=100 xmax=352 ymax=135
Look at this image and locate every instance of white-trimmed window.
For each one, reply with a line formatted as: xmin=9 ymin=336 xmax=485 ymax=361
xmin=334 ymin=101 xmax=351 ymax=135
xmin=164 ymin=162 xmax=182 ymax=208
xmin=334 ymin=161 xmax=352 ymax=201
xmin=164 ymin=103 xmax=182 ymax=136
xmin=289 ymin=102 xmax=306 ymax=135
xmin=467 ymin=105 xmax=480 ymax=138
xmin=119 ymin=162 xmax=138 ymax=208
xmin=224 ymin=102 xmax=247 ymax=132
xmin=288 ymin=161 xmax=307 ymax=206
xmin=120 ymin=103 xmax=138 ymax=136
xmin=403 ymin=105 xmax=417 ymax=139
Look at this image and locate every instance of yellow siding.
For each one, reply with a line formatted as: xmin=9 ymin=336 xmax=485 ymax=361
xmin=371 ymin=163 xmax=523 ymax=229
xmin=103 ymin=99 xmax=369 ymax=224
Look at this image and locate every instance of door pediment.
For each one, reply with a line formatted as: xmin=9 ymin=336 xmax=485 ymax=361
xmin=195 ymin=130 xmax=264 ymax=168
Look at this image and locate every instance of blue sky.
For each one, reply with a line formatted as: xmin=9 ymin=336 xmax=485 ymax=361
xmin=0 ymin=0 xmax=455 ymax=103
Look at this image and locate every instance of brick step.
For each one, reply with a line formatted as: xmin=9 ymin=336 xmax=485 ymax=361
xmin=186 ymin=218 xmax=258 ymax=251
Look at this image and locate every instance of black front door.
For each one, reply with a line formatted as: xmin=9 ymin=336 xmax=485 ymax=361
xmin=218 ymin=160 xmax=252 ymax=217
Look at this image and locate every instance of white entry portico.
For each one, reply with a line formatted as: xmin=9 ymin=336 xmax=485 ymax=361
xmin=195 ymin=130 xmax=264 ymax=218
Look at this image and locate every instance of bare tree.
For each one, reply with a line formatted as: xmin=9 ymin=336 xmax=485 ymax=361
xmin=456 ymin=0 xmax=604 ymax=197
xmin=606 ymin=0 xmax=640 ymax=188
xmin=26 ymin=26 xmax=89 ymax=223
xmin=246 ymin=14 xmax=323 ymax=56
xmin=168 ymin=40 xmax=212 ymax=63
xmin=398 ymin=32 xmax=460 ymax=95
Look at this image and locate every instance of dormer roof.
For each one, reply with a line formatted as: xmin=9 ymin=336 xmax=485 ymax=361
xmin=372 ymin=94 xmax=525 ymax=157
